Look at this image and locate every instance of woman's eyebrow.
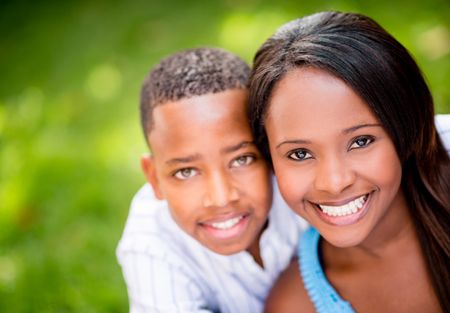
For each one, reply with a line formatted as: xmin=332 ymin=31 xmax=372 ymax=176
xmin=342 ymin=123 xmax=382 ymax=134
xmin=276 ymin=139 xmax=312 ymax=149
xmin=275 ymin=123 xmax=382 ymax=149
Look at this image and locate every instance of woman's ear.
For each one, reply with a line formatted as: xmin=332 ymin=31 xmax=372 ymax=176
xmin=141 ymin=153 xmax=164 ymax=200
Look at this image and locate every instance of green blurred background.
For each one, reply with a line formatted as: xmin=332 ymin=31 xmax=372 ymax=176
xmin=0 ymin=0 xmax=449 ymax=311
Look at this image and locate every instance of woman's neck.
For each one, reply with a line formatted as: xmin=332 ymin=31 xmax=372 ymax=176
xmin=319 ymin=190 xmax=441 ymax=312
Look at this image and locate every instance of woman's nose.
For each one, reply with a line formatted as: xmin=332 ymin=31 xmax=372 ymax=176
xmin=313 ymin=156 xmax=355 ymax=195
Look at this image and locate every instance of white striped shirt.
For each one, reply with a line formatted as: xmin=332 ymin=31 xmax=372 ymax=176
xmin=117 ymin=178 xmax=307 ymax=313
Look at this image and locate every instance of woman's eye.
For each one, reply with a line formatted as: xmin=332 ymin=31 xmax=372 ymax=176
xmin=349 ymin=136 xmax=374 ymax=150
xmin=231 ymin=155 xmax=255 ymax=168
xmin=288 ymin=149 xmax=312 ymax=161
xmin=174 ymin=168 xmax=198 ymax=180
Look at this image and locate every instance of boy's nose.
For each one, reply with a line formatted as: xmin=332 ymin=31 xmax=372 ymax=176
xmin=313 ymin=156 xmax=355 ymax=195
xmin=203 ymin=171 xmax=239 ymax=208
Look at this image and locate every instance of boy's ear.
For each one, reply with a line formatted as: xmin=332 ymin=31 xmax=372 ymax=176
xmin=141 ymin=153 xmax=164 ymax=200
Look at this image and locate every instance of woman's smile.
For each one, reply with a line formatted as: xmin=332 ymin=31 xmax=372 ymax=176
xmin=309 ymin=192 xmax=372 ymax=226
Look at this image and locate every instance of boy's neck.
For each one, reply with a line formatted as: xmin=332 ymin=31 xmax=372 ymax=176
xmin=246 ymin=220 xmax=269 ymax=268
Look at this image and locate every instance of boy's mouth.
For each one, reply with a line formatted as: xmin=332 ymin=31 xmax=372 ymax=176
xmin=200 ymin=213 xmax=250 ymax=239
xmin=209 ymin=215 xmax=244 ymax=230
xmin=317 ymin=194 xmax=368 ymax=217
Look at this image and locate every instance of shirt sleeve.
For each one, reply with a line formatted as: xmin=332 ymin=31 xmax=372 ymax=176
xmin=435 ymin=114 xmax=450 ymax=153
xmin=119 ymin=247 xmax=214 ymax=313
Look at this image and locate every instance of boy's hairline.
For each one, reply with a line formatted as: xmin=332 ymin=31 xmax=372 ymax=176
xmin=143 ymin=86 xmax=250 ymax=149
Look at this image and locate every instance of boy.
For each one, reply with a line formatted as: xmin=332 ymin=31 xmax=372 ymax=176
xmin=116 ymin=47 xmax=307 ymax=312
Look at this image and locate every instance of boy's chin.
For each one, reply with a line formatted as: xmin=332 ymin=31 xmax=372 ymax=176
xmin=204 ymin=242 xmax=250 ymax=256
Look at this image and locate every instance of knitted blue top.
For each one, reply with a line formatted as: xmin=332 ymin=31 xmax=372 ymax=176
xmin=298 ymin=227 xmax=356 ymax=313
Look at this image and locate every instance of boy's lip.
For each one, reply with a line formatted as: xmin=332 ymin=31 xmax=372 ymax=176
xmin=199 ymin=212 xmax=248 ymax=225
xmin=199 ymin=212 xmax=250 ymax=239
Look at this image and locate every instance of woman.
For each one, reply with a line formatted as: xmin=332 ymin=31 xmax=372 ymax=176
xmin=249 ymin=11 xmax=449 ymax=313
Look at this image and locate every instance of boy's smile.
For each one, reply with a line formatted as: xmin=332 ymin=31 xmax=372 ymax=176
xmin=142 ymin=89 xmax=272 ymax=258
xmin=199 ymin=212 xmax=250 ymax=239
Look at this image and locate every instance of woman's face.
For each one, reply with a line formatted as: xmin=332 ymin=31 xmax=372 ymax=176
xmin=265 ymin=67 xmax=406 ymax=248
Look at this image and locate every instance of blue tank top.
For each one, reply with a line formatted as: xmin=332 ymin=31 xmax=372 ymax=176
xmin=298 ymin=227 xmax=356 ymax=313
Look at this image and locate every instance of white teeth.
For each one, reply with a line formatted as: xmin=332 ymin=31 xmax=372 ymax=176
xmin=210 ymin=216 xmax=243 ymax=230
xmin=319 ymin=195 xmax=367 ymax=217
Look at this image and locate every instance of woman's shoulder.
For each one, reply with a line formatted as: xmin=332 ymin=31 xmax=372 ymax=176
xmin=264 ymin=258 xmax=316 ymax=313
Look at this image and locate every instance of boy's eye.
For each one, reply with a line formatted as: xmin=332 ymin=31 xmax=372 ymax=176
xmin=349 ymin=136 xmax=374 ymax=150
xmin=288 ymin=149 xmax=312 ymax=161
xmin=173 ymin=168 xmax=198 ymax=180
xmin=231 ymin=155 xmax=255 ymax=168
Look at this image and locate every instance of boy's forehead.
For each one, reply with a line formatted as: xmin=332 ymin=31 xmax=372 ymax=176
xmin=151 ymin=89 xmax=249 ymax=130
xmin=148 ymin=89 xmax=254 ymax=151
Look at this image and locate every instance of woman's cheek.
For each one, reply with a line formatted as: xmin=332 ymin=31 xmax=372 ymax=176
xmin=276 ymin=166 xmax=310 ymax=213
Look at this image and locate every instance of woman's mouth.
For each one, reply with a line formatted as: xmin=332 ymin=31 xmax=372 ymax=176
xmin=318 ymin=194 xmax=368 ymax=217
xmin=312 ymin=193 xmax=371 ymax=226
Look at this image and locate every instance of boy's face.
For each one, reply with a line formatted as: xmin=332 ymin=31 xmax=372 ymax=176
xmin=142 ymin=89 xmax=272 ymax=255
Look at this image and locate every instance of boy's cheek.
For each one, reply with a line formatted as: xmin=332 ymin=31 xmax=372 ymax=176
xmin=164 ymin=186 xmax=201 ymax=214
xmin=237 ymin=166 xmax=272 ymax=205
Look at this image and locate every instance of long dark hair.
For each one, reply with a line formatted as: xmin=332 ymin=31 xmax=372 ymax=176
xmin=248 ymin=11 xmax=450 ymax=312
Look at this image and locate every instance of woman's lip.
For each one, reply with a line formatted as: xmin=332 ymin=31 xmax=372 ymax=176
xmin=311 ymin=192 xmax=372 ymax=226
xmin=312 ymin=193 xmax=369 ymax=207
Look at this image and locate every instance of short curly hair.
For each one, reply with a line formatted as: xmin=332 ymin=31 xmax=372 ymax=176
xmin=140 ymin=47 xmax=250 ymax=142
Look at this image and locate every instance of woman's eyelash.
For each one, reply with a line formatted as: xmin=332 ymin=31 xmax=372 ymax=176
xmin=286 ymin=137 xmax=374 ymax=161
xmin=349 ymin=136 xmax=375 ymax=149
xmin=287 ymin=149 xmax=312 ymax=161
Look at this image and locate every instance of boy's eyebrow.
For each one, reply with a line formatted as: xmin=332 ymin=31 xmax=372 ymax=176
xmin=166 ymin=154 xmax=201 ymax=165
xmin=165 ymin=141 xmax=255 ymax=165
xmin=221 ymin=141 xmax=255 ymax=153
